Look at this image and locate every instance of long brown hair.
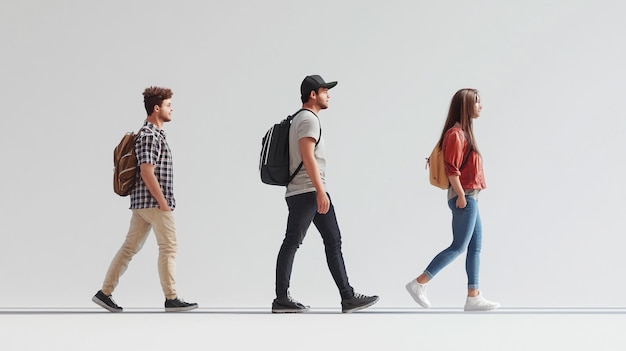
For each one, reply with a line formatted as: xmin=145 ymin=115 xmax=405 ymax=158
xmin=437 ymin=88 xmax=480 ymax=153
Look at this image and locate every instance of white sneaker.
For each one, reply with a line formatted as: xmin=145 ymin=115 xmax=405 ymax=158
xmin=405 ymin=279 xmax=431 ymax=308
xmin=464 ymin=292 xmax=500 ymax=311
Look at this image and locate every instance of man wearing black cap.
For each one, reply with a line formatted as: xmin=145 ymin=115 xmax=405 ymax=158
xmin=272 ymin=75 xmax=379 ymax=313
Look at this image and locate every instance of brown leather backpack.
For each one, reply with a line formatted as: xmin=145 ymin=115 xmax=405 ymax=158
xmin=113 ymin=131 xmax=139 ymax=196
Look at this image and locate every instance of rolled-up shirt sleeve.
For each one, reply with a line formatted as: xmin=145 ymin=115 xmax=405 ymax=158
xmin=136 ymin=133 xmax=161 ymax=166
xmin=441 ymin=127 xmax=486 ymax=190
xmin=443 ymin=129 xmax=465 ymax=177
xmin=297 ymin=115 xmax=320 ymax=141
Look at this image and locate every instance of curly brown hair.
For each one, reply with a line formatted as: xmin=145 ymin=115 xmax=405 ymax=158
xmin=143 ymin=86 xmax=173 ymax=116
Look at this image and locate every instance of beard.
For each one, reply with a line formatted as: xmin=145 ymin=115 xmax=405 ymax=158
xmin=160 ymin=111 xmax=172 ymax=122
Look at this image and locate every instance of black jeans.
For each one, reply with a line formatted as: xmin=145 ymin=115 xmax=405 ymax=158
xmin=275 ymin=192 xmax=354 ymax=300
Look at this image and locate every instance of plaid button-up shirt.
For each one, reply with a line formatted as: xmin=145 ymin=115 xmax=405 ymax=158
xmin=130 ymin=121 xmax=176 ymax=210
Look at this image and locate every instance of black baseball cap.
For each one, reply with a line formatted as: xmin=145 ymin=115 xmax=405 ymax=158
xmin=300 ymin=75 xmax=338 ymax=98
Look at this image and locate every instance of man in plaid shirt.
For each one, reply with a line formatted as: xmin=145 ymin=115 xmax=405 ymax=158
xmin=92 ymin=86 xmax=197 ymax=312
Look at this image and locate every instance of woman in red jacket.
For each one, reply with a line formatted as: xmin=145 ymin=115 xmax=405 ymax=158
xmin=406 ymin=88 xmax=500 ymax=311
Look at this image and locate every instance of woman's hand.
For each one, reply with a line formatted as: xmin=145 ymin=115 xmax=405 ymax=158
xmin=456 ymin=195 xmax=467 ymax=208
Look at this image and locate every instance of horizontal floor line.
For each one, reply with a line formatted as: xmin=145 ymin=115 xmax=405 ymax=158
xmin=2 ymin=307 xmax=626 ymax=315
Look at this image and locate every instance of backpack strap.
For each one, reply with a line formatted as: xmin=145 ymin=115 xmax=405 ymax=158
xmin=288 ymin=109 xmax=322 ymax=184
xmin=425 ymin=144 xmax=472 ymax=170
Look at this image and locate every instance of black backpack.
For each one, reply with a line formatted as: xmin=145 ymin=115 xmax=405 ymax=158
xmin=259 ymin=109 xmax=320 ymax=186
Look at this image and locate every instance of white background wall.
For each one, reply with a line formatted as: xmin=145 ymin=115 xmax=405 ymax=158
xmin=1 ymin=0 xmax=625 ymax=308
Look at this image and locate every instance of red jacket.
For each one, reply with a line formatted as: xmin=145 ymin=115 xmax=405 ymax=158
xmin=442 ymin=127 xmax=486 ymax=190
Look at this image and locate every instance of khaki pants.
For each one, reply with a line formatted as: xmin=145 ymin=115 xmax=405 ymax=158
xmin=102 ymin=208 xmax=178 ymax=299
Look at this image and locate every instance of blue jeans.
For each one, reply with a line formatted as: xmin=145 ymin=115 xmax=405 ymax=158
xmin=424 ymin=196 xmax=482 ymax=289
xmin=275 ymin=192 xmax=354 ymax=300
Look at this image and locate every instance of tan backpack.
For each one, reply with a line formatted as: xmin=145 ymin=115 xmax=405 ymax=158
xmin=113 ymin=131 xmax=139 ymax=196
xmin=426 ymin=144 xmax=472 ymax=190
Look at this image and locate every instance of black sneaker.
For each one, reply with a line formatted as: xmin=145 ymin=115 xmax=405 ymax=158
xmin=92 ymin=290 xmax=123 ymax=312
xmin=341 ymin=293 xmax=379 ymax=313
xmin=165 ymin=297 xmax=198 ymax=312
xmin=271 ymin=295 xmax=310 ymax=313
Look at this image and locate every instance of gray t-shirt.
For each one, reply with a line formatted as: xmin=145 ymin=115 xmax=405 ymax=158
xmin=285 ymin=109 xmax=326 ymax=197
xmin=447 ymin=187 xmax=480 ymax=201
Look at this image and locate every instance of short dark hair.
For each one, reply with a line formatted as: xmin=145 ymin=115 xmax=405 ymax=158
xmin=143 ymin=86 xmax=173 ymax=115
xmin=300 ymin=88 xmax=320 ymax=103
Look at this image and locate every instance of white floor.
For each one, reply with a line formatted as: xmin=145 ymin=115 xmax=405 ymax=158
xmin=2 ymin=307 xmax=626 ymax=350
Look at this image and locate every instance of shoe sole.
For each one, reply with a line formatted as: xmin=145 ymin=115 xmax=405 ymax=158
xmin=271 ymin=308 xmax=310 ymax=313
xmin=464 ymin=305 xmax=500 ymax=312
xmin=342 ymin=296 xmax=380 ymax=313
xmin=405 ymin=283 xmax=431 ymax=308
xmin=165 ymin=305 xmax=199 ymax=312
xmin=92 ymin=296 xmax=123 ymax=313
